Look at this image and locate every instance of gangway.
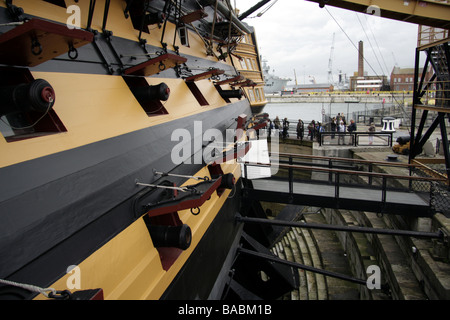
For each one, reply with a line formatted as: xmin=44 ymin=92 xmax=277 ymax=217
xmin=241 ymin=152 xmax=449 ymax=217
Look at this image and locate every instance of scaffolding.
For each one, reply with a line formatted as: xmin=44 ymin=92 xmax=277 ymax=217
xmin=410 ymin=26 xmax=450 ymax=186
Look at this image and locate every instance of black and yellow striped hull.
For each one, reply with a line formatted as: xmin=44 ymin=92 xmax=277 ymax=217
xmin=0 ymin=0 xmax=255 ymax=300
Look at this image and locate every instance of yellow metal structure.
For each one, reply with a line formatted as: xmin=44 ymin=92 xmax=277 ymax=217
xmin=306 ymin=0 xmax=450 ymax=29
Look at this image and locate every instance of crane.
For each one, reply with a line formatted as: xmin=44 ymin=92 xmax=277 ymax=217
xmin=391 ymin=52 xmax=398 ymax=68
xmin=328 ymin=33 xmax=335 ymax=85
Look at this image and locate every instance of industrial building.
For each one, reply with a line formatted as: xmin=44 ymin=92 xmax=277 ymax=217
xmin=390 ymin=67 xmax=433 ymax=92
xmin=349 ymin=41 xmax=388 ymax=91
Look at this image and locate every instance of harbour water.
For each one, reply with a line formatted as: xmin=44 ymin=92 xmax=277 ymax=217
xmin=262 ymin=102 xmax=395 ymax=124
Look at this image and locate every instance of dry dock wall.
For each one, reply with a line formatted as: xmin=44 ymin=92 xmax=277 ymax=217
xmin=314 ymin=145 xmax=450 ymax=299
xmin=269 ymin=138 xmax=450 ymax=299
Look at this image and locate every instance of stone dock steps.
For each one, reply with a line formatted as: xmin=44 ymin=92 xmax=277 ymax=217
xmin=269 ymin=206 xmax=444 ymax=300
xmin=270 ymin=210 xmax=359 ymax=300
xmin=303 ymin=212 xmax=360 ymax=300
xmin=349 ymin=210 xmax=428 ymax=300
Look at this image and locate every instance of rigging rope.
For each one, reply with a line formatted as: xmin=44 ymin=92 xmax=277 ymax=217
xmin=325 ymin=7 xmax=411 ymax=130
xmin=356 ymin=13 xmax=387 ymax=77
xmin=208 ymin=0 xmax=219 ymax=55
xmin=325 ymin=7 xmax=383 ymax=82
xmin=154 ymin=171 xmax=209 ymax=181
xmin=0 ymin=278 xmax=56 ymax=298
xmin=364 ymin=14 xmax=391 ymax=76
xmin=246 ymin=0 xmax=279 ymax=19
xmin=136 ymin=181 xmax=190 ymax=192
xmin=0 ymin=97 xmax=54 ymax=130
xmin=167 ymin=0 xmax=221 ymax=59
xmin=226 ymin=0 xmax=234 ymax=46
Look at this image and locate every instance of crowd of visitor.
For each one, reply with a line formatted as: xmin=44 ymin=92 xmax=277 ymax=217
xmin=264 ymin=112 xmax=376 ymax=145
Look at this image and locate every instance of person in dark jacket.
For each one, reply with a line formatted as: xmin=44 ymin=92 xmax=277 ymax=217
xmin=308 ymin=120 xmax=315 ymax=141
xmin=368 ymin=122 xmax=376 ymax=145
xmin=347 ymin=119 xmax=357 ymax=145
xmin=282 ymin=117 xmax=290 ymax=139
xmin=296 ymin=119 xmax=304 ymax=141
xmin=330 ymin=117 xmax=336 ymax=139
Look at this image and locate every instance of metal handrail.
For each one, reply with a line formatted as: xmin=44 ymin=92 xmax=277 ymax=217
xmin=241 ymin=160 xmax=446 ymax=212
xmin=273 ymin=151 xmax=416 ymax=169
xmin=273 ymin=152 xmax=449 ymax=187
xmin=317 ymin=131 xmax=393 ymax=147
xmin=244 ymin=162 xmax=445 ymax=182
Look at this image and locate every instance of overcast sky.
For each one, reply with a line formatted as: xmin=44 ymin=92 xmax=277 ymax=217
xmin=234 ymin=0 xmax=420 ymax=85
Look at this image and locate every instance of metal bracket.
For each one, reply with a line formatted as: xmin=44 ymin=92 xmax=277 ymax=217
xmin=91 ymin=31 xmax=114 ymax=74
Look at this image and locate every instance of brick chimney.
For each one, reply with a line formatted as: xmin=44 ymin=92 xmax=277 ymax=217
xmin=358 ymin=40 xmax=364 ymax=77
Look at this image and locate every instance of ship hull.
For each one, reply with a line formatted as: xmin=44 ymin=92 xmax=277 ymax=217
xmin=161 ymin=180 xmax=243 ymax=300
xmin=0 ymin=98 xmax=250 ymax=299
xmin=0 ymin=0 xmax=267 ymax=300
xmin=250 ymin=103 xmax=267 ymax=115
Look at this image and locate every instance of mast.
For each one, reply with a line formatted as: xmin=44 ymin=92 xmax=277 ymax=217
xmin=328 ymin=32 xmax=335 ymax=85
xmin=238 ymin=0 xmax=272 ymax=20
xmin=294 ymin=69 xmax=298 ymax=87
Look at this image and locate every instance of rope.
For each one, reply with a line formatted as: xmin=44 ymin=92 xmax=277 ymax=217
xmin=167 ymin=0 xmax=220 ymax=59
xmin=154 ymin=171 xmax=209 ymax=181
xmin=206 ymin=0 xmax=219 ymax=56
xmin=355 ymin=13 xmax=386 ymax=76
xmin=136 ymin=181 xmax=190 ymax=192
xmin=0 ymin=97 xmax=54 ymax=130
xmin=226 ymin=0 xmax=233 ymax=50
xmin=257 ymin=0 xmax=278 ymax=17
xmin=325 ymin=7 xmax=382 ymax=81
xmin=210 ymin=0 xmax=218 ymax=48
xmin=0 ymin=278 xmax=56 ymax=298
xmin=363 ymin=14 xmax=391 ymax=76
xmin=0 ymin=21 xmax=24 ymax=26
xmin=172 ymin=0 xmax=182 ymax=51
xmin=244 ymin=0 xmax=279 ymax=19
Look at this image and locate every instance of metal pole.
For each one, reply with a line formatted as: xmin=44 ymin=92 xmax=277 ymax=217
xmin=237 ymin=247 xmax=367 ymax=286
xmin=328 ymin=159 xmax=333 ymax=183
xmin=238 ymin=0 xmax=272 ymax=20
xmin=381 ymin=176 xmax=387 ymax=206
xmin=438 ymin=113 xmax=450 ymax=182
xmin=235 ymin=216 xmax=443 ymax=239
xmin=288 ymin=156 xmax=293 ymax=195
xmin=347 ymin=102 xmax=349 ymax=122
xmin=409 ymin=48 xmax=421 ymax=165
xmin=335 ymin=172 xmax=340 ymax=200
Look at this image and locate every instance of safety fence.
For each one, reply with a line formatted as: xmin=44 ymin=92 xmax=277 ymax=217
xmin=241 ymin=152 xmax=449 ymax=217
xmin=318 ymin=131 xmax=393 ymax=147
